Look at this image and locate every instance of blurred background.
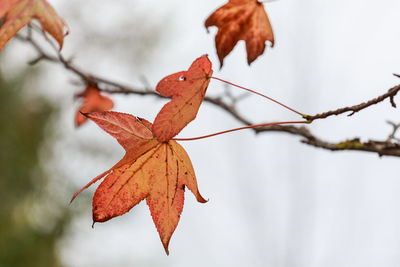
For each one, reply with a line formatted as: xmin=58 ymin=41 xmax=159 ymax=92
xmin=1 ymin=0 xmax=400 ymax=266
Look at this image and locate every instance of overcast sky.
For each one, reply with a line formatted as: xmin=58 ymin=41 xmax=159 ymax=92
xmin=5 ymin=0 xmax=400 ymax=266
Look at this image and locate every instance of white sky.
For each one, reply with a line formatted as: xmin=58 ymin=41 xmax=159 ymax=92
xmin=4 ymin=0 xmax=400 ymax=266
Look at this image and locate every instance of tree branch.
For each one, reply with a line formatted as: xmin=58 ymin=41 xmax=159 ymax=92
xmin=304 ymin=83 xmax=400 ymax=121
xmin=15 ymin=26 xmax=400 ymax=158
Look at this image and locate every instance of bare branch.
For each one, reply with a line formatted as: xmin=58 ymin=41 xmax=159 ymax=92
xmin=304 ymin=83 xmax=400 ymax=121
xmin=15 ymin=25 xmax=400 ymax=158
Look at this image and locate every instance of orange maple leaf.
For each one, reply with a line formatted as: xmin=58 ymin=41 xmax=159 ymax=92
xmin=0 ymin=0 xmax=68 ymax=52
xmin=205 ymin=0 xmax=274 ymax=67
xmin=152 ymin=55 xmax=213 ymax=142
xmin=71 ymin=111 xmax=206 ymax=254
xmin=75 ymin=85 xmax=114 ymax=127
xmin=0 ymin=0 xmax=19 ymax=18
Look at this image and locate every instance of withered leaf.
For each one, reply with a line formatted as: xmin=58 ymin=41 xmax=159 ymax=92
xmin=0 ymin=0 xmax=68 ymax=52
xmin=75 ymin=85 xmax=114 ymax=127
xmin=205 ymin=0 xmax=274 ymax=67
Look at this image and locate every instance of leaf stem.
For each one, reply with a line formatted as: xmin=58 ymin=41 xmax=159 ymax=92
xmin=174 ymin=121 xmax=308 ymax=141
xmin=211 ymin=76 xmax=307 ymax=118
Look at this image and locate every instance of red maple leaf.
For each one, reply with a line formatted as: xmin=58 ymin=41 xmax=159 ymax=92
xmin=75 ymin=85 xmax=114 ymax=127
xmin=71 ymin=111 xmax=206 ymax=254
xmin=0 ymin=0 xmax=68 ymax=52
xmin=152 ymin=55 xmax=213 ymax=142
xmin=205 ymin=0 xmax=274 ymax=67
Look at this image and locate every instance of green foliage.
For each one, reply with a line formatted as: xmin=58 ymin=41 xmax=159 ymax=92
xmin=0 ymin=71 xmax=69 ymax=267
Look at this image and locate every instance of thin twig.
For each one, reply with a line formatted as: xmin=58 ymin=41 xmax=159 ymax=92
xmin=14 ymin=25 xmax=400 ymax=158
xmin=386 ymin=121 xmax=400 ymax=142
xmin=305 ymin=83 xmax=400 ymax=121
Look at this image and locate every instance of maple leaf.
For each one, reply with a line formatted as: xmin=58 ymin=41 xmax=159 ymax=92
xmin=0 ymin=0 xmax=19 ymax=18
xmin=71 ymin=111 xmax=206 ymax=254
xmin=0 ymin=0 xmax=68 ymax=52
xmin=205 ymin=0 xmax=274 ymax=67
xmin=75 ymin=85 xmax=114 ymax=127
xmin=152 ymin=55 xmax=213 ymax=142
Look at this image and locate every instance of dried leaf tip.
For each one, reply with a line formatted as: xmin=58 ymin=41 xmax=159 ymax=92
xmin=164 ymin=243 xmax=170 ymax=255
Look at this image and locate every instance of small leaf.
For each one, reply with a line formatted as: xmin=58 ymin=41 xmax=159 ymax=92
xmin=75 ymin=85 xmax=114 ymax=127
xmin=0 ymin=0 xmax=19 ymax=18
xmin=205 ymin=0 xmax=274 ymax=67
xmin=152 ymin=55 xmax=213 ymax=142
xmin=72 ymin=111 xmax=206 ymax=254
xmin=0 ymin=0 xmax=68 ymax=52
